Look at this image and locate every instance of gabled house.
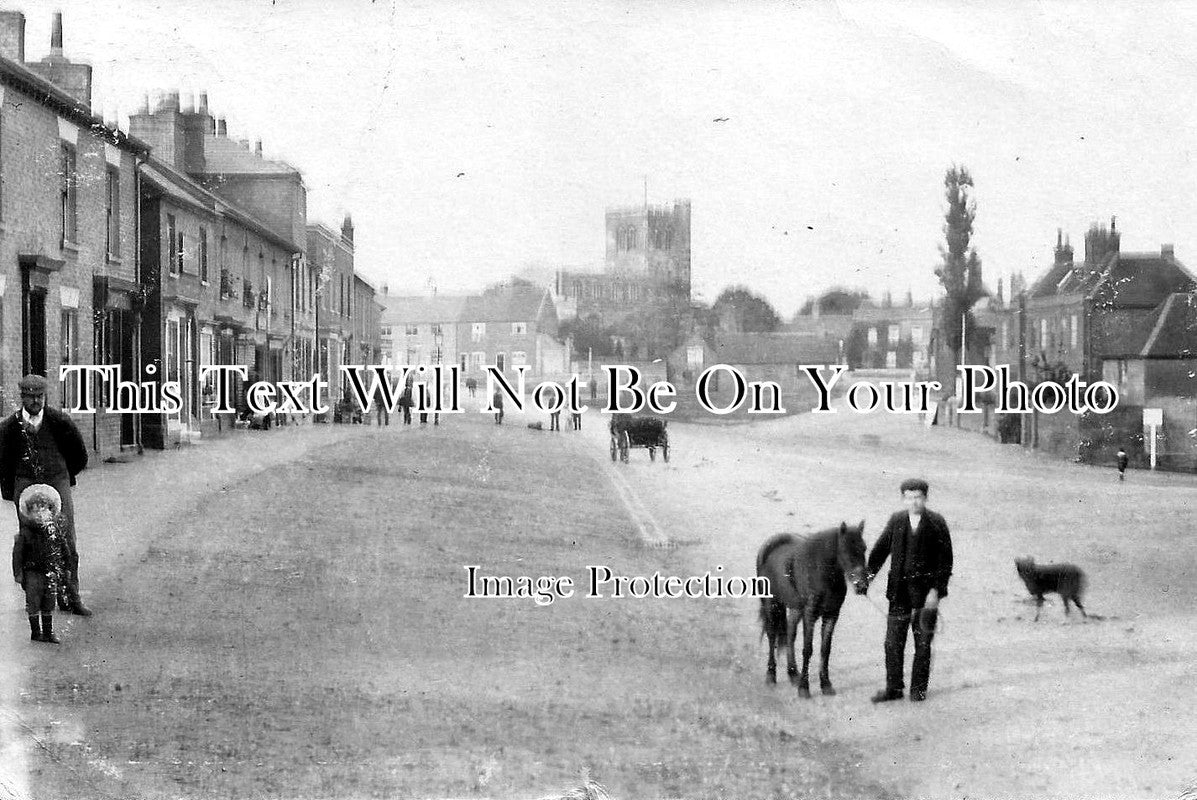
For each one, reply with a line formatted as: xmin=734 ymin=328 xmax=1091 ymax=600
xmin=458 ymin=283 xmax=567 ymax=378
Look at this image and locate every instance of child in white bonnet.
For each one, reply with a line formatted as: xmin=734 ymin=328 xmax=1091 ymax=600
xmin=12 ymin=483 xmax=69 ymax=644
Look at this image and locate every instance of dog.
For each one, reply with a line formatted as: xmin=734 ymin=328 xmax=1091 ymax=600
xmin=1015 ymin=556 xmax=1088 ymax=621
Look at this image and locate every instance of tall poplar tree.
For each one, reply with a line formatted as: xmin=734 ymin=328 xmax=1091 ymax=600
xmin=935 ymin=166 xmax=987 ymax=370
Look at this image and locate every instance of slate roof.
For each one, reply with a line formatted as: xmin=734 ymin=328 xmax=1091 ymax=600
xmin=1135 ymin=293 xmax=1197 ymax=358
xmin=1031 ymin=252 xmax=1197 ymax=307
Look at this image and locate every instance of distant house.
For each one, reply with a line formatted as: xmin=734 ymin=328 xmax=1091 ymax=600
xmin=1024 ymin=222 xmax=1196 ymax=381
xmin=380 ymin=295 xmax=469 ymax=368
xmin=849 ymin=302 xmax=936 ymax=377
xmin=668 ymin=331 xmax=840 ymax=408
xmin=458 ymin=283 xmax=567 ymax=378
xmin=1101 ymin=292 xmax=1197 ymax=471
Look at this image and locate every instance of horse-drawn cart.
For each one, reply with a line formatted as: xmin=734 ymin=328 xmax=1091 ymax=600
xmin=609 ymin=415 xmax=669 ymax=463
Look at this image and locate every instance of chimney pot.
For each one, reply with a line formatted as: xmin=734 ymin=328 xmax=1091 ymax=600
xmin=197 ymin=92 xmax=209 ymax=113
xmin=1162 ymin=244 xmax=1175 ymax=259
xmin=255 ymin=140 xmax=262 ymax=155
xmin=216 ymin=118 xmax=227 ymax=136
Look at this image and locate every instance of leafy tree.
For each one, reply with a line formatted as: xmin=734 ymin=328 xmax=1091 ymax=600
xmin=796 ymin=288 xmax=870 ymax=317
xmin=711 ymin=286 xmax=781 ymax=333
xmin=934 ymin=166 xmax=987 ymax=369
xmin=560 ymin=314 xmax=617 ymax=358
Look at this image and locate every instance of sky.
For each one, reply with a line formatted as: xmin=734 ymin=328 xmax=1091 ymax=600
xmin=15 ymin=0 xmax=1197 ymax=318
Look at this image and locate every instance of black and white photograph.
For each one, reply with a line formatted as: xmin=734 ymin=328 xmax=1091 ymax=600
xmin=0 ymin=1 xmax=1194 ymax=798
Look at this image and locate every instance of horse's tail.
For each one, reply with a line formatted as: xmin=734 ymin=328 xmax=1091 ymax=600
xmin=757 ymin=533 xmax=794 ymax=647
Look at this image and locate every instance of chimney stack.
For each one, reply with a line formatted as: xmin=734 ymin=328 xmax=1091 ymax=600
xmin=0 ymin=11 xmax=26 ymax=62
xmin=217 ymin=118 xmax=227 ymax=136
xmin=50 ymin=11 xmax=62 ymax=56
xmin=1162 ymin=244 xmax=1175 ymax=260
xmin=24 ymin=12 xmax=93 ymax=109
xmin=255 ymin=140 xmax=262 ymax=156
xmin=197 ymin=92 xmax=209 ymax=114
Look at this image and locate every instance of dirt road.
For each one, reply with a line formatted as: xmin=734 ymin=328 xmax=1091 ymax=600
xmin=4 ymin=404 xmax=1195 ymax=799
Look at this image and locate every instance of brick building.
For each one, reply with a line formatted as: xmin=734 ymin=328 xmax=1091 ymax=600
xmin=129 ymin=92 xmax=315 ymax=446
xmin=352 ymin=273 xmax=382 ymax=364
xmin=380 ymin=295 xmax=468 ymax=369
xmin=0 ymin=11 xmax=149 ymax=456
xmin=459 ymin=283 xmax=567 ymax=378
xmin=308 ymin=219 xmax=357 ymax=399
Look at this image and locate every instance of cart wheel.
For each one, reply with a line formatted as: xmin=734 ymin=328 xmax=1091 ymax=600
xmin=610 ymin=436 xmax=617 ymax=462
xmin=620 ymin=431 xmax=630 ymax=464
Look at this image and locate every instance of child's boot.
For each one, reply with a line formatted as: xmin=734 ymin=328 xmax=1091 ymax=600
xmin=28 ymin=615 xmax=40 ymax=642
xmin=39 ymin=614 xmax=60 ymax=644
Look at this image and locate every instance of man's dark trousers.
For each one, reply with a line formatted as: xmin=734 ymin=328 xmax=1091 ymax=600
xmin=884 ymin=604 xmax=938 ymax=695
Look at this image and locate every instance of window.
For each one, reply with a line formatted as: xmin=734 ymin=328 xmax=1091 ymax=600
xmin=405 ymin=348 xmax=419 ymax=364
xmin=472 ymin=322 xmax=486 ymax=342
xmin=1040 ymin=319 xmax=1048 ymax=349
xmin=472 ymin=351 xmax=485 ymax=368
xmin=60 ymin=311 xmax=77 ymax=409
xmin=887 ymin=324 xmax=900 ymax=345
xmin=511 ymin=322 xmax=527 ymax=335
xmin=431 ymin=324 xmax=443 ymax=337
xmin=199 ymin=228 xmax=209 ymax=282
xmin=511 ymin=350 xmax=527 ymax=366
xmin=1070 ymin=314 xmax=1078 ymax=349
xmin=381 ymin=326 xmax=392 ymax=337
xmin=999 ymin=321 xmax=1008 ymax=350
xmin=406 ymin=324 xmax=419 ymax=336
xmin=496 ymin=353 xmax=505 ymax=371
xmin=60 ymin=143 xmax=77 ymax=246
xmin=911 ymin=325 xmax=924 ymax=345
xmin=176 ymin=230 xmax=185 ymax=274
xmin=867 ymin=327 xmax=878 ymax=346
xmin=105 ymin=167 xmax=120 ymax=258
xmin=200 ymin=330 xmax=215 ymax=396
xmin=166 ymin=214 xmax=178 ymax=275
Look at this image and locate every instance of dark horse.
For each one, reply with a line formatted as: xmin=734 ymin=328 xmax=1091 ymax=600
xmin=757 ymin=522 xmax=870 ymax=698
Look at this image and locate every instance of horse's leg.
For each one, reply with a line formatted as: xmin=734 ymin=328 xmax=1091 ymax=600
xmin=1063 ymin=596 xmax=1072 ymax=616
xmin=819 ymin=614 xmax=839 ymax=696
xmin=765 ymin=601 xmax=781 ymax=684
xmin=785 ymin=609 xmax=800 ymax=686
xmin=1033 ymin=594 xmax=1044 ymax=622
xmin=798 ymin=607 xmax=815 ymax=699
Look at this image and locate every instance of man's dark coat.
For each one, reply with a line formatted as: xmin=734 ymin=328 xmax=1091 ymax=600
xmin=0 ymin=408 xmax=89 ymax=501
xmin=867 ymin=509 xmax=953 ymax=608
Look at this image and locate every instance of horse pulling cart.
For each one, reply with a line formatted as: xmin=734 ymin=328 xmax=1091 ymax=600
xmin=609 ymin=415 xmax=669 ymax=463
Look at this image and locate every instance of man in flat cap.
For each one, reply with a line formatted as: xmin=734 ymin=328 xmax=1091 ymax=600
xmin=0 ymin=374 xmax=91 ymax=615
xmin=866 ymin=478 xmax=953 ymax=703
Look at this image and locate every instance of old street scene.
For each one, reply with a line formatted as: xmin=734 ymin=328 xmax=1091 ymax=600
xmin=0 ymin=3 xmax=1195 ymax=800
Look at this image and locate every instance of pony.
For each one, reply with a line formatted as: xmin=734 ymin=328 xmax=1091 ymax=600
xmin=756 ymin=522 xmax=870 ymax=698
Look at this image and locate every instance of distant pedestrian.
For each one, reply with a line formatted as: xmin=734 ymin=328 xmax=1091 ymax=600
xmin=589 ymin=377 xmax=597 ymax=403
xmin=550 ymin=410 xmax=561 ymax=431
xmin=399 ymin=383 xmax=413 ymax=425
xmin=866 ymin=478 xmax=953 ymax=703
xmin=466 ymin=377 xmax=478 ymax=398
xmin=1116 ymin=446 xmax=1129 ymax=481
xmin=12 ymin=484 xmax=70 ymax=644
xmin=0 ymin=375 xmax=91 ymax=617
xmin=571 ymin=410 xmax=582 ymax=430
xmin=493 ymin=389 xmax=504 ymax=426
xmin=373 ymin=383 xmax=390 ymax=427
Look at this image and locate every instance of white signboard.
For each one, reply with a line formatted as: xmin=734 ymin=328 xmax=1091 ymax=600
xmin=1143 ymin=408 xmax=1163 ymax=427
